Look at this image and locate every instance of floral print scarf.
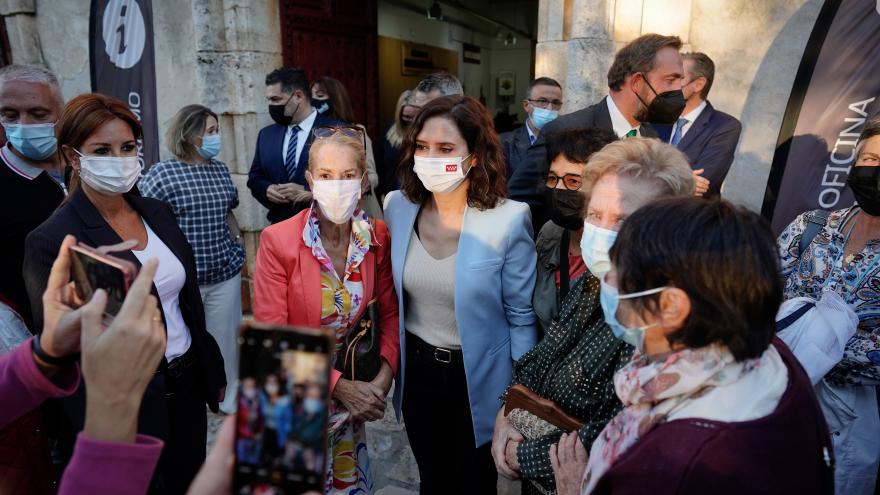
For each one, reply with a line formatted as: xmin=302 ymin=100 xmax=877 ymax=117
xmin=581 ymin=344 xmax=775 ymax=494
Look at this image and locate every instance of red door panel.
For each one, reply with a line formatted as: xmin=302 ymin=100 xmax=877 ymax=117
xmin=280 ymin=0 xmax=379 ymax=140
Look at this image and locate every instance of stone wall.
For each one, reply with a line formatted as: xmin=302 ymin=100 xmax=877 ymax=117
xmin=2 ymin=0 xmax=283 ymax=306
xmin=536 ymin=0 xmax=824 ymax=211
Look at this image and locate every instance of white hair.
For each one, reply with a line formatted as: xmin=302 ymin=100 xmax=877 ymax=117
xmin=0 ymin=64 xmax=61 ymax=91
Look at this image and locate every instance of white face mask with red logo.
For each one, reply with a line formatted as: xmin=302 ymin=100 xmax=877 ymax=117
xmin=413 ymin=154 xmax=472 ymax=194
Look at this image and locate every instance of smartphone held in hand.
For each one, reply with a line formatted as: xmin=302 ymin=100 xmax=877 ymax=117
xmin=235 ymin=322 xmax=335 ymax=495
xmin=68 ymin=243 xmax=138 ymax=319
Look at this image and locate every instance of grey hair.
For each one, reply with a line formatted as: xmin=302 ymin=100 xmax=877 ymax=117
xmin=0 ymin=64 xmax=60 ymax=90
xmin=416 ymin=72 xmax=463 ymax=97
xmin=582 ymin=137 xmax=695 ymax=199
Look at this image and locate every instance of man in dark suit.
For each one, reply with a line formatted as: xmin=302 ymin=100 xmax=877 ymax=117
xmin=664 ymin=52 xmax=742 ymax=197
xmin=247 ymin=67 xmax=341 ymax=224
xmin=499 ymin=77 xmax=563 ymax=177
xmin=508 ymin=34 xmax=687 ymax=232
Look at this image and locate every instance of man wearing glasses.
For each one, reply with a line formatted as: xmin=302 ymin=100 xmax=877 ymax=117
xmin=500 ymin=77 xmax=563 ymax=177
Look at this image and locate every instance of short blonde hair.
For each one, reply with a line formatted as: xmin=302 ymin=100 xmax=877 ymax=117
xmin=582 ymin=137 xmax=695 ymax=200
xmin=308 ymin=132 xmax=367 ymax=174
xmin=165 ymin=104 xmax=217 ymax=160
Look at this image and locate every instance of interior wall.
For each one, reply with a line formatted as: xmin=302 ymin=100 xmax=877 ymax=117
xmin=377 ymin=36 xmax=459 ymax=133
xmin=377 ymin=0 xmax=534 ymax=130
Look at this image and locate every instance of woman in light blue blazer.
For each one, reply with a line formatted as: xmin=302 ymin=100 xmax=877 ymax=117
xmin=383 ymin=95 xmax=538 ymax=494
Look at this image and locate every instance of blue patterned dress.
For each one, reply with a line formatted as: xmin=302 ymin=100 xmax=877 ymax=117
xmin=778 ymin=206 xmax=880 ymax=386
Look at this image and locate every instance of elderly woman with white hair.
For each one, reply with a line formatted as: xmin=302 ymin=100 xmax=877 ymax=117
xmin=254 ymin=128 xmax=400 ymax=493
xmin=492 ymin=138 xmax=695 ymax=495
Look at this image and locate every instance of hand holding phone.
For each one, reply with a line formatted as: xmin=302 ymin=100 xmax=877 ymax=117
xmin=69 ymin=241 xmax=138 ymax=320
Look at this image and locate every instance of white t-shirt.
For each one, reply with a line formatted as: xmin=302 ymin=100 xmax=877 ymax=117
xmin=132 ymin=221 xmax=192 ymax=360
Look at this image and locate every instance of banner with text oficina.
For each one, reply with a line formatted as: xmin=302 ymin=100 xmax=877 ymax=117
xmin=763 ymin=0 xmax=880 ymax=233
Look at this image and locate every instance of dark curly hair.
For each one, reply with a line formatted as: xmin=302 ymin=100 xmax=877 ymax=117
xmin=609 ymin=197 xmax=781 ymax=361
xmin=398 ymin=95 xmax=507 ymax=210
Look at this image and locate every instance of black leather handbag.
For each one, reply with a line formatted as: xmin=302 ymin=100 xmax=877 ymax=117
xmin=334 ymin=245 xmax=381 ymax=382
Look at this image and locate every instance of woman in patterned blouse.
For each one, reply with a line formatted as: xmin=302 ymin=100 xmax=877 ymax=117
xmin=253 ymin=130 xmax=399 ymax=494
xmin=777 ymin=116 xmax=880 ymax=495
xmin=140 ymin=104 xmax=245 ymax=414
xmin=492 ymin=138 xmax=695 ymax=494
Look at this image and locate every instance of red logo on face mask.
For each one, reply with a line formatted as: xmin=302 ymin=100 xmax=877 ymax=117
xmin=445 ymin=164 xmax=457 ymax=172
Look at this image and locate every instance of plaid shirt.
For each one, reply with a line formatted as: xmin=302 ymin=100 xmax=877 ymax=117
xmin=139 ymin=158 xmax=245 ymax=285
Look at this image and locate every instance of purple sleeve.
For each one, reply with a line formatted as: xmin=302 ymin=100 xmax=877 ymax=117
xmin=0 ymin=337 xmax=80 ymax=428
xmin=59 ymin=434 xmax=164 ymax=495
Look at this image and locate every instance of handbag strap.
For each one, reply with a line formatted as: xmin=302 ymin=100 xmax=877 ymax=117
xmin=776 ymin=302 xmax=816 ymax=332
xmin=798 ymin=210 xmax=830 ymax=261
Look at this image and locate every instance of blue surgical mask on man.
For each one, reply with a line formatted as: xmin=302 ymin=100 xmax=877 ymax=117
xmin=530 ymin=107 xmax=558 ymax=129
xmin=3 ymin=123 xmax=57 ymax=160
xmin=198 ymin=133 xmax=222 ymax=159
xmin=599 ymin=279 xmax=668 ymax=352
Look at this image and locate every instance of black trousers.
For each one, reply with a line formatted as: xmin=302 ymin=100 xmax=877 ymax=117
xmin=152 ymin=349 xmax=208 ymax=495
xmin=402 ymin=332 xmax=497 ymax=495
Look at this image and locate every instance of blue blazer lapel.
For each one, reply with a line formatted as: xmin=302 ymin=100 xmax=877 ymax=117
xmin=391 ymin=200 xmax=418 ymax=299
xmin=678 ymin=102 xmax=714 ymax=150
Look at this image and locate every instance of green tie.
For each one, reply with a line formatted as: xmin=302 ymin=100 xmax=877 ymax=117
xmin=625 ymin=129 xmax=638 ymax=138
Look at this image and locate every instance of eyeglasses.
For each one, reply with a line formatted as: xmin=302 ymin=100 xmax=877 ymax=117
xmin=312 ymin=125 xmax=367 ymax=155
xmin=546 ymin=173 xmax=583 ymax=191
xmin=527 ymin=98 xmax=564 ymax=110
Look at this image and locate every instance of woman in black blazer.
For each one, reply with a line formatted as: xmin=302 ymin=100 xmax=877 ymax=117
xmin=23 ymin=93 xmax=225 ymax=494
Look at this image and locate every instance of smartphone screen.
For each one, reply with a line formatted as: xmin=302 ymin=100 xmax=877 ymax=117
xmin=69 ymin=247 xmax=131 ymax=318
xmin=235 ymin=325 xmax=333 ymax=495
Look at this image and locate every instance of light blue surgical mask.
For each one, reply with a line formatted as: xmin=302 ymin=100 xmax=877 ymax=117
xmin=3 ymin=123 xmax=57 ymax=160
xmin=580 ymin=221 xmax=618 ymax=280
xmin=530 ymin=107 xmax=558 ymax=129
xmin=599 ymin=278 xmax=668 ymax=352
xmin=197 ymin=133 xmax=221 ymax=159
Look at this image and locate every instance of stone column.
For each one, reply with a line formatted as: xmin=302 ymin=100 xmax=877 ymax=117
xmin=1 ymin=0 xmax=43 ymax=64
xmin=182 ymin=0 xmax=283 ymax=310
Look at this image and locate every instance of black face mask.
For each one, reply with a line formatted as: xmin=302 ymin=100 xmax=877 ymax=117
xmin=634 ymin=76 xmax=686 ymax=125
xmin=269 ymin=95 xmax=297 ymax=127
xmin=549 ymin=188 xmax=585 ymax=230
xmin=312 ymin=97 xmax=331 ymax=115
xmin=848 ymin=166 xmax=880 ymax=216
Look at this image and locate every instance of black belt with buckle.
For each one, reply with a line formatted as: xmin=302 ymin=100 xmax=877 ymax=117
xmin=406 ymin=331 xmax=462 ymax=366
xmin=164 ymin=347 xmax=197 ymax=379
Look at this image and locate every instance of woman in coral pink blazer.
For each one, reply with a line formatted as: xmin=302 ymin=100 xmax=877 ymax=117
xmin=253 ymin=130 xmax=399 ymax=493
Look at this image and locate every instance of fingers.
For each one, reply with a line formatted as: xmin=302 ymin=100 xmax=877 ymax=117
xmin=693 ymin=168 xmax=704 ymax=175
xmin=115 ymin=258 xmax=158 ymax=323
xmin=491 ymin=439 xmax=514 ymax=479
xmin=549 ymin=442 xmax=560 ymax=472
xmin=80 ymin=289 xmax=109 ymax=342
xmin=366 ymin=382 xmax=386 ymax=401
xmin=574 ymin=434 xmax=588 ymax=464
xmin=46 ymin=235 xmax=77 ymax=298
xmin=509 ymin=428 xmax=525 ymax=443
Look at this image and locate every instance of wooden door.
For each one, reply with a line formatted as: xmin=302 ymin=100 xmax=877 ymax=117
xmin=280 ymin=0 xmax=379 ymax=140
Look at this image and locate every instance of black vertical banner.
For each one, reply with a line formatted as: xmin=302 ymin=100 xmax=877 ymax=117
xmin=762 ymin=0 xmax=880 ymax=233
xmin=89 ymin=0 xmax=160 ymax=169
